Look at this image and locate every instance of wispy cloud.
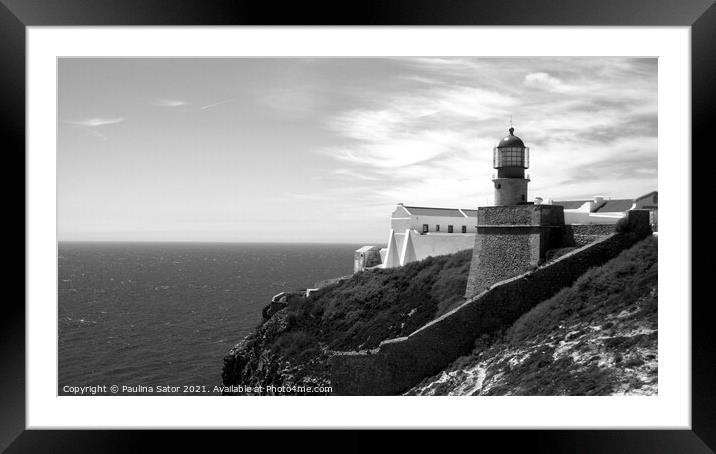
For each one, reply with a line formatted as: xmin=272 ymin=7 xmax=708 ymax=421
xmin=67 ymin=117 xmax=125 ymax=127
xmin=332 ymin=168 xmax=380 ymax=181
xmin=151 ymin=99 xmax=190 ymax=108
xmin=321 ymin=57 xmax=657 ymax=207
xmin=524 ymin=72 xmax=572 ymax=92
xmin=200 ymin=98 xmax=237 ymax=110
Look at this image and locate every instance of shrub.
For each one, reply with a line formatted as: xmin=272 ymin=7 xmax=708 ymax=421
xmin=271 ymin=330 xmax=317 ymax=362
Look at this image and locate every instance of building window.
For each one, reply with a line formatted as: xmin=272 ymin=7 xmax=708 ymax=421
xmin=436 ymin=224 xmax=440 ymax=232
xmin=448 ymin=225 xmax=453 ymax=233
xmin=422 ymin=224 xmax=429 ymax=233
xmin=462 ymin=225 xmax=467 ymax=233
xmin=496 ymin=183 xmax=501 ymax=189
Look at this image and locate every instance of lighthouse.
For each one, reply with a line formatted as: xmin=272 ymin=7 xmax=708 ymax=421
xmin=492 ymin=127 xmax=529 ymax=206
xmin=465 ymin=124 xmax=565 ymax=299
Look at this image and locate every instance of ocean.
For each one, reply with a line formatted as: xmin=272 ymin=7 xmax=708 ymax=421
xmin=58 ymin=242 xmax=362 ymax=395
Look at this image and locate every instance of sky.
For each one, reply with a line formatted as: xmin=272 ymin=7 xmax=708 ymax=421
xmin=58 ymin=57 xmax=657 ymax=243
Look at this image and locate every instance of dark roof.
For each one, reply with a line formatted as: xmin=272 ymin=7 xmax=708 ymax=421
xmin=497 ymin=127 xmax=525 ymax=148
xmin=635 ymin=191 xmax=658 ymax=201
xmin=403 ymin=206 xmax=466 ymax=218
xmin=593 ymin=199 xmax=635 ymax=213
xmin=461 ymin=209 xmax=478 ymax=218
xmin=553 ymin=200 xmax=589 ymax=209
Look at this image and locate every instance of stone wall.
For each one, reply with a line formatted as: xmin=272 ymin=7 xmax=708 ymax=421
xmin=327 ymin=211 xmax=651 ymax=395
xmin=562 ymin=224 xmax=617 ymax=248
xmin=314 ymin=275 xmax=351 ymax=290
xmin=464 ymin=204 xmax=565 ymax=299
xmin=465 ymin=228 xmax=535 ymax=298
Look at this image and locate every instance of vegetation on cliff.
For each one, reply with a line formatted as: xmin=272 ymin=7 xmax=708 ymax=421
xmin=282 ymin=248 xmax=472 ymax=352
xmin=406 ymin=236 xmax=658 ymax=396
xmin=222 ymin=248 xmax=473 ymax=393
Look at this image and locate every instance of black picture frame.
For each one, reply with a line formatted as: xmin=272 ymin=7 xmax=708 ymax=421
xmin=3 ymin=0 xmax=711 ymax=451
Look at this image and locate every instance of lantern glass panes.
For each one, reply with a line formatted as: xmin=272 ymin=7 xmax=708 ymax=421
xmin=493 ymin=146 xmax=529 ymax=168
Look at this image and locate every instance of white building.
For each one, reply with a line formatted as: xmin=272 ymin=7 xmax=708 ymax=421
xmin=390 ymin=204 xmax=477 ymax=235
xmin=353 ymin=204 xmax=478 ymax=272
xmin=384 ymin=204 xmax=477 ymax=268
xmin=549 ymin=191 xmax=657 ymax=228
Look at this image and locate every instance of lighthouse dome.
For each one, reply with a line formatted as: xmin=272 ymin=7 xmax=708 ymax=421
xmin=497 ymin=127 xmax=525 ymax=148
xmin=493 ymin=126 xmax=530 ymax=171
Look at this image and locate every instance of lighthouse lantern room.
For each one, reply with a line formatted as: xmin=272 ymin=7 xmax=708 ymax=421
xmin=492 ymin=127 xmax=530 ymax=206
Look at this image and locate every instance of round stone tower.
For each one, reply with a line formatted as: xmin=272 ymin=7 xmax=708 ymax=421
xmin=492 ymin=127 xmax=530 ymax=205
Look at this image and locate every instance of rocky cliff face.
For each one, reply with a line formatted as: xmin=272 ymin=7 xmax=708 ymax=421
xmin=221 ymin=310 xmax=332 ymax=395
xmin=222 ymin=236 xmax=657 ymax=396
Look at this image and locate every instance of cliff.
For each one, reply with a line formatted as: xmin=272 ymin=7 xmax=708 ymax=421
xmin=407 ymin=235 xmax=658 ymax=395
xmin=222 ymin=234 xmax=656 ymax=396
xmin=221 ymin=309 xmax=334 ymax=395
xmin=222 ymin=249 xmax=473 ymax=395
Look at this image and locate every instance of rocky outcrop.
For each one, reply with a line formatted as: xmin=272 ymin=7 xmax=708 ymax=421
xmin=261 ymin=291 xmax=304 ymax=321
xmin=222 ymin=310 xmax=332 ymax=395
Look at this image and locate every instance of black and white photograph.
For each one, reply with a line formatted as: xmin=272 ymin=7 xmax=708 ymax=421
xmin=6 ymin=0 xmax=710 ymax=446
xmin=57 ymin=56 xmax=658 ymax=397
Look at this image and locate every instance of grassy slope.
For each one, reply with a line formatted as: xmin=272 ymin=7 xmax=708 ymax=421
xmin=407 ymin=236 xmax=658 ymax=396
xmin=224 ymin=249 xmax=474 ymax=390
xmin=273 ymin=248 xmax=472 ymax=358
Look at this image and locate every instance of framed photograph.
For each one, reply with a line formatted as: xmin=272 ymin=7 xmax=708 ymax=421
xmin=6 ymin=0 xmax=711 ymax=450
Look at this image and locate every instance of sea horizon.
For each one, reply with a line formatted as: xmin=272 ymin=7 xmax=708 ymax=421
xmin=57 ymin=239 xmax=384 ymax=246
